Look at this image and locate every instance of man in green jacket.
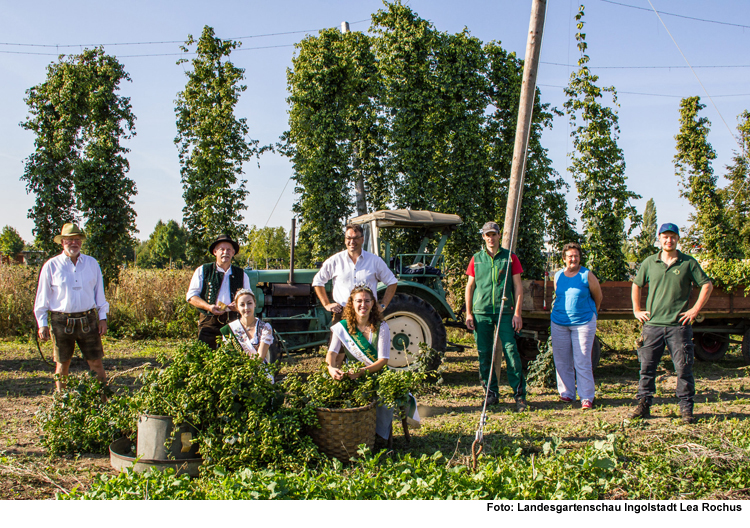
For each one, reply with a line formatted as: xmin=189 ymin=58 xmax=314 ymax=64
xmin=465 ymin=221 xmax=527 ymax=412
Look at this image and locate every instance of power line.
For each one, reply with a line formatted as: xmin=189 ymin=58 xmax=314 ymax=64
xmin=0 ymin=43 xmax=297 ymax=58
xmin=543 ymin=61 xmax=750 ymax=70
xmin=644 ymin=0 xmax=749 ymax=200
xmin=599 ymin=0 xmax=750 ymax=30
xmin=538 ymin=83 xmax=750 ymax=99
xmin=0 ymin=18 xmax=372 ymax=50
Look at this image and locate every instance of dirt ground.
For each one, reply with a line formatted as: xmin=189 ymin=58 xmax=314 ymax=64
xmin=1 ymin=334 xmax=748 ymax=499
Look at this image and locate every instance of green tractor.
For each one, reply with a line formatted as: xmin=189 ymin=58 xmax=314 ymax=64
xmin=245 ymin=210 xmax=463 ymax=368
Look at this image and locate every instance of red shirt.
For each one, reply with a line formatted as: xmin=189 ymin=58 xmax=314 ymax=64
xmin=466 ymin=254 xmax=523 ymax=277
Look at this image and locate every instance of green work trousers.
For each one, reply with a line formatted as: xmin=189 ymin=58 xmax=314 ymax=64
xmin=473 ymin=313 xmax=526 ymax=399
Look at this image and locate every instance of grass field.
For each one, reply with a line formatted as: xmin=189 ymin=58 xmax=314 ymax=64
xmin=1 ymin=324 xmax=749 ymax=500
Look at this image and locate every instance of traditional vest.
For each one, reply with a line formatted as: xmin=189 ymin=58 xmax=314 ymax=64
xmin=471 ymin=248 xmax=515 ymax=315
xmin=198 ymin=263 xmax=245 ymax=315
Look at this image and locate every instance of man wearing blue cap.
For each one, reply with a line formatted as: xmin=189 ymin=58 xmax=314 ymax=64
xmin=630 ymin=223 xmax=713 ymax=423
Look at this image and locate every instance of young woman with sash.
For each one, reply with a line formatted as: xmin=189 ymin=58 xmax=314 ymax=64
xmin=326 ymin=285 xmax=393 ymax=441
xmin=220 ymin=288 xmax=275 ymax=383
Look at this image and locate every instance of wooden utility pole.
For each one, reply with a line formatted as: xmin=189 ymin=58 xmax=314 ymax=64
xmin=501 ymin=0 xmax=547 ymax=251
xmin=341 ymin=20 xmax=368 ymax=217
xmin=493 ymin=0 xmax=547 ymax=397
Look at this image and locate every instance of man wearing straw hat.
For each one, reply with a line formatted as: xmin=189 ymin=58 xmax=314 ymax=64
xmin=186 ymin=234 xmax=250 ymax=349
xmin=34 ymin=223 xmax=108 ymax=391
xmin=464 ymin=221 xmax=527 ymax=412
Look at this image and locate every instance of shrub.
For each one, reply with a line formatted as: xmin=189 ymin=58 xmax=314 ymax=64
xmin=0 ymin=264 xmax=40 ymax=337
xmin=0 ymin=265 xmax=197 ymax=339
xmin=105 ymin=268 xmax=196 ymax=339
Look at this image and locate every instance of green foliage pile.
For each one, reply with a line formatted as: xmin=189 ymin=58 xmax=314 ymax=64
xmin=284 ymin=362 xmax=425 ymax=411
xmin=284 ymin=364 xmax=377 ymax=410
xmin=20 ymin=48 xmax=137 ymax=285
xmin=701 ymin=259 xmax=750 ymax=295
xmin=36 ymin=374 xmax=136 ymax=456
xmin=564 ymin=6 xmax=640 ymax=282
xmin=37 ymin=341 xmax=321 ymax=471
xmin=133 ymin=341 xmax=321 ymax=470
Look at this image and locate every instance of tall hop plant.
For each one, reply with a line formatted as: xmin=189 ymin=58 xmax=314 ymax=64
xmin=21 ymin=48 xmax=137 ymax=285
xmin=564 ymin=5 xmax=640 ymax=281
xmin=175 ymin=26 xmax=261 ymax=264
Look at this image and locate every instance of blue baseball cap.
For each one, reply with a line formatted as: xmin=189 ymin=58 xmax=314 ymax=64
xmin=658 ymin=223 xmax=680 ymax=236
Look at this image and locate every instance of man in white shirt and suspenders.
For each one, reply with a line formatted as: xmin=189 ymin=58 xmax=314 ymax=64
xmin=34 ymin=223 xmax=109 ymax=391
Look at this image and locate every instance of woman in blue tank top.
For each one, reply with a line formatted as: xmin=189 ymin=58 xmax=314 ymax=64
xmin=550 ymin=243 xmax=602 ymax=409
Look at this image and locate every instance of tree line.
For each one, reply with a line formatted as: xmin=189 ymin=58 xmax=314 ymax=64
xmin=18 ymin=1 xmax=749 ymax=288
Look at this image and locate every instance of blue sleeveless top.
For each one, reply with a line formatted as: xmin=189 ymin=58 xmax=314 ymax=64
xmin=551 ymin=267 xmax=597 ymax=326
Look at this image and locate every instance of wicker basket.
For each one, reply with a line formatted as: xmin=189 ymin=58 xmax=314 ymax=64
xmin=308 ymin=400 xmax=377 ymax=462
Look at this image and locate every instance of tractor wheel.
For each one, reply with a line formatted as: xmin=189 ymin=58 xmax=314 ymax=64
xmin=693 ymin=332 xmax=729 ymax=362
xmin=383 ymin=293 xmax=446 ymax=370
xmin=742 ymin=329 xmax=750 ymax=366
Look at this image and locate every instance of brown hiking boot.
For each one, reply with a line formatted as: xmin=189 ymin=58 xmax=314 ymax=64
xmin=681 ymin=407 xmax=697 ymax=424
xmin=630 ymin=398 xmax=650 ymax=419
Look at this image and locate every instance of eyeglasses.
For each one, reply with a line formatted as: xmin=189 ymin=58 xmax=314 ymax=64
xmin=345 ymin=236 xmax=363 ymax=241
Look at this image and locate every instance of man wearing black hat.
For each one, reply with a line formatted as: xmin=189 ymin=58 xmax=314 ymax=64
xmin=186 ymin=235 xmax=251 ymax=349
xmin=631 ymin=223 xmax=713 ymax=424
xmin=465 ymin=221 xmax=527 ymax=412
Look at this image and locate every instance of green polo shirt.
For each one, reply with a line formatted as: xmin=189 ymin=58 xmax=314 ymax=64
xmin=633 ymin=250 xmax=710 ymax=327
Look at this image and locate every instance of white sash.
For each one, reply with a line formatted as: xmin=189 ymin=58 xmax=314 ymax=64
xmin=331 ymin=322 xmax=375 ymax=366
xmin=228 ymin=319 xmax=259 ymax=357
xmin=228 ymin=319 xmax=273 ymax=383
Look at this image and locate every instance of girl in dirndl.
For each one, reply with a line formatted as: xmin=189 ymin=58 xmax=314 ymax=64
xmin=326 ymin=285 xmax=394 ymax=441
xmin=220 ymin=288 xmax=275 ymax=383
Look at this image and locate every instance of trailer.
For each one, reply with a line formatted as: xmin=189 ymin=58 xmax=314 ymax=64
xmin=519 ymin=280 xmax=750 ymax=366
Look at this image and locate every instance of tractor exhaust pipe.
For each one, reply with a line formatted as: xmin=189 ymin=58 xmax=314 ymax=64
xmin=288 ymin=218 xmax=296 ymax=285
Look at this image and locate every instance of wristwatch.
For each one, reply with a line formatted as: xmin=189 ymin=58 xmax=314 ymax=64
xmin=380 ymin=304 xmax=386 ymax=310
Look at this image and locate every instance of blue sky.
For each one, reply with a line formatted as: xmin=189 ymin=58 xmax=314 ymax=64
xmin=1 ymin=0 xmax=748 ymax=244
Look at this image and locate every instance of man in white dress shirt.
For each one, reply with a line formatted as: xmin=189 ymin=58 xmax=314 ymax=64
xmin=34 ymin=223 xmax=108 ymax=391
xmin=186 ymin=234 xmax=250 ymax=349
xmin=312 ymin=224 xmax=398 ymax=323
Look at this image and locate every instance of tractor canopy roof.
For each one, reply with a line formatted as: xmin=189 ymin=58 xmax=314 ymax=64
xmin=349 ymin=209 xmax=462 ymax=229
